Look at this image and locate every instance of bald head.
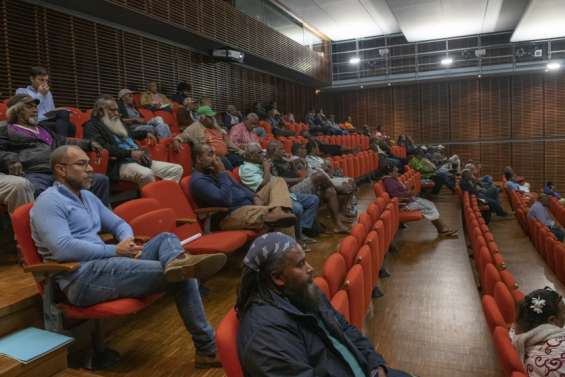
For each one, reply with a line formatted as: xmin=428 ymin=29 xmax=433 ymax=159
xmin=50 ymin=145 xmax=82 ymax=173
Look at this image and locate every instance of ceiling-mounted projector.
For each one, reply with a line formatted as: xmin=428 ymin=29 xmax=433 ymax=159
xmin=212 ymin=49 xmax=245 ymax=63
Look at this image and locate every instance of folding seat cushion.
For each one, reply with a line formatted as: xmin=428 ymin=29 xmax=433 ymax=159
xmin=494 ymin=282 xmax=517 ymax=325
xmin=482 ymin=295 xmax=507 ymax=332
xmin=313 ymin=276 xmax=330 ymax=299
xmin=356 ymin=245 xmax=373 ymax=310
xmin=343 ymin=265 xmax=365 ymax=330
xmin=338 ymin=236 xmax=359 ymax=269
xmin=350 ymin=223 xmax=367 ymax=248
xmin=493 ymin=326 xmax=526 ymax=377
xmin=323 ymin=253 xmax=348 ymax=297
xmin=330 ymin=290 xmax=351 ymax=323
xmin=482 ymin=263 xmax=502 ymax=296
xmin=216 ymin=309 xmax=244 ymax=377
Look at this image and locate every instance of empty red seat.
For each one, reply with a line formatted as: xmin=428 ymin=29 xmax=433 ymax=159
xmin=313 ymin=276 xmax=330 ymax=298
xmin=330 ymin=289 xmax=350 ymax=323
xmin=344 ymin=265 xmax=365 ymax=330
xmin=492 ymin=326 xmax=526 ymax=377
xmin=494 ymin=282 xmax=517 ymax=326
xmin=323 ymin=253 xmax=347 ymax=297
xmin=339 ymin=235 xmax=359 ymax=269
xmin=216 ymin=309 xmax=244 ymax=377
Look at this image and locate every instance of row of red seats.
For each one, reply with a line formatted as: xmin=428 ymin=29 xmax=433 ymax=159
xmin=315 ymin=134 xmax=369 ymax=150
xmin=511 ymin=190 xmax=565 ymax=287
xmin=549 ymin=196 xmax=565 ymax=228
xmin=390 ymin=145 xmax=407 ymax=159
xmin=461 ymin=192 xmax=527 ymax=377
xmin=327 ymin=151 xmax=379 ymax=180
xmin=215 ymin=170 xmax=405 ymax=377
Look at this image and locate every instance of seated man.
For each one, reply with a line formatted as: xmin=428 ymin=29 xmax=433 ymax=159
xmin=171 ymin=81 xmax=191 ymax=105
xmin=544 ymin=181 xmax=561 ymax=199
xmin=236 ymin=232 xmax=415 ymax=377
xmin=528 ymin=194 xmax=565 ymax=242
xmin=229 ymin=113 xmax=262 ymax=149
xmin=239 ymin=143 xmax=319 ymax=250
xmin=140 ymin=81 xmax=172 ymax=112
xmin=223 ymin=104 xmax=243 ymax=131
xmin=327 ymin=114 xmax=346 ymax=135
xmin=189 ymin=143 xmax=296 ymax=232
xmin=31 ymin=145 xmax=226 ymax=368
xmin=117 ymin=89 xmax=171 ymax=138
xmin=176 ymin=97 xmax=199 ymax=131
xmin=173 ymin=106 xmax=243 ymax=170
xmin=16 ymin=66 xmax=75 ymax=137
xmin=409 ymin=148 xmax=455 ymax=195
xmin=267 ymin=108 xmax=294 ymax=137
xmin=504 ymin=169 xmax=530 ymax=193
xmin=84 ymin=95 xmax=183 ymax=188
xmin=0 ymin=94 xmax=109 ymax=206
xmin=460 ymin=169 xmax=508 ymax=220
xmin=268 ymin=140 xmax=350 ymax=233
xmin=0 ymin=173 xmax=34 ymax=213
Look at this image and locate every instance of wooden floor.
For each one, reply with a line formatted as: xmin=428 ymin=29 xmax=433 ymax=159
xmin=0 ymin=185 xmax=503 ymax=377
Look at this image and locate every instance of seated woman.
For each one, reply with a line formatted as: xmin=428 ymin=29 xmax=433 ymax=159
xmin=382 ymin=165 xmax=457 ymax=237
xmin=512 ymin=287 xmax=565 ymax=377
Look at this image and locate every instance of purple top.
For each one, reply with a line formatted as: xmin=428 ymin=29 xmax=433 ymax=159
xmin=382 ymin=176 xmax=412 ymax=200
xmin=8 ymin=124 xmax=53 ymax=146
xmin=528 ymin=201 xmax=555 ymax=227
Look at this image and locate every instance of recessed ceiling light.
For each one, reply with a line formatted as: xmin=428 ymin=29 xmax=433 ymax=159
xmin=349 ymin=57 xmax=361 ymax=65
xmin=546 ymin=62 xmax=561 ymax=71
xmin=478 ymin=74 xmax=482 ymax=78
xmin=360 ymin=85 xmax=364 ymax=89
xmin=387 ymin=82 xmax=391 ymax=86
xmin=441 ymin=57 xmax=453 ymax=66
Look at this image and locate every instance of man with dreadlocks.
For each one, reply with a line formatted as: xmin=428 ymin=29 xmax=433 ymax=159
xmin=236 ymin=232 xmax=415 ymax=377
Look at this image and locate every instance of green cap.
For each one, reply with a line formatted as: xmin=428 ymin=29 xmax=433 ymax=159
xmin=197 ymin=106 xmax=216 ymax=117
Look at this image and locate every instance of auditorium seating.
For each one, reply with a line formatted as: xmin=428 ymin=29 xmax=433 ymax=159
xmin=216 ymin=308 xmax=245 ymax=377
xmin=460 ymin=191 xmax=526 ymax=375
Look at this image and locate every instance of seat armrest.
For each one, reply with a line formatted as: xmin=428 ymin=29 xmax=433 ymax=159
xmin=176 ymin=218 xmax=197 ymax=226
xmin=23 ymin=262 xmax=80 ymax=273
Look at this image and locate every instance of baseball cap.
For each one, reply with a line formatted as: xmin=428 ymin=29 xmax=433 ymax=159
xmin=7 ymin=94 xmax=40 ymax=108
xmin=197 ymin=106 xmax=216 ymax=117
xmin=118 ymin=89 xmax=133 ymax=99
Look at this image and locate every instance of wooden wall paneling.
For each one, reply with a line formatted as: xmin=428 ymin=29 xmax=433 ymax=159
xmin=140 ymin=38 xmax=160 ymax=87
xmin=450 ymin=79 xmax=480 ymax=141
xmin=543 ymin=72 xmax=565 ymax=137
xmin=45 ymin=9 xmax=77 ymax=107
xmin=420 ymin=82 xmax=449 ymax=143
xmin=0 ymin=0 xmax=8 ymax=98
xmin=183 ymin=0 xmax=201 ymax=33
xmin=73 ymin=18 xmax=100 ymax=109
xmin=122 ymin=32 xmax=144 ymax=92
xmin=156 ymin=43 xmax=175 ymax=96
xmin=370 ymin=87 xmax=394 ymax=136
xmin=97 ymin=24 xmax=124 ymax=99
xmin=393 ymin=85 xmax=421 ymax=142
xmin=544 ymin=140 xmax=565 ymax=190
xmin=479 ymin=76 xmax=511 ymax=140
xmin=511 ymin=74 xmax=544 ymax=139
xmin=168 ymin=0 xmax=186 ymax=27
xmin=450 ymin=143 xmax=481 ymax=164
xmin=479 ymin=143 xmax=512 ymax=180
xmin=511 ymin=141 xmax=545 ymax=190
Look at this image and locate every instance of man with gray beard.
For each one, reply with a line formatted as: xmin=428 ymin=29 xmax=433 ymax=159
xmin=236 ymin=232 xmax=415 ymax=377
xmin=84 ymin=95 xmax=182 ymax=187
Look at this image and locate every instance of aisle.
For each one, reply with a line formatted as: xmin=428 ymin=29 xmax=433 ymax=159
xmin=366 ymin=194 xmax=500 ymax=377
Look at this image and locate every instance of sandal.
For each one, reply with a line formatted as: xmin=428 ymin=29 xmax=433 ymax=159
xmin=439 ymin=229 xmax=458 ymax=237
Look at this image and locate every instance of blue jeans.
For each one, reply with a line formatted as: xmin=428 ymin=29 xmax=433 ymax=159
xmin=26 ymin=172 xmax=110 ymax=207
xmin=63 ymin=233 xmax=216 ymax=354
xmin=432 ymin=171 xmax=455 ymax=194
xmin=550 ymin=225 xmax=565 ymax=242
xmin=292 ymin=193 xmax=319 ymax=239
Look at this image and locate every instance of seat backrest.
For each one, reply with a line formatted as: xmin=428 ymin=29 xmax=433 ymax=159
xmin=216 ymin=308 xmax=244 ymax=377
xmin=330 ymin=289 xmax=350 ymax=323
xmin=313 ymin=276 xmax=330 ymax=299
xmin=323 ymin=253 xmax=347 ymax=297
xmin=358 ymin=213 xmax=373 ymax=234
xmin=11 ymin=204 xmax=44 ymax=292
xmin=482 ymin=295 xmax=506 ymax=333
xmin=113 ymin=198 xmax=161 ymax=224
xmin=130 ymin=208 xmax=177 ymax=238
xmin=343 ymin=265 xmax=365 ymax=330
xmin=180 ymin=175 xmax=200 ymax=210
xmin=356 ymin=245 xmax=373 ymax=313
xmin=373 ymin=181 xmax=386 ymax=197
xmin=338 ymin=236 xmax=359 ymax=269
xmin=482 ymin=263 xmax=502 ymax=296
xmin=350 ymin=223 xmax=367 ymax=248
xmin=493 ymin=326 xmax=526 ymax=377
xmin=494 ymin=281 xmax=517 ymax=325
xmin=141 ymin=180 xmax=202 ymax=237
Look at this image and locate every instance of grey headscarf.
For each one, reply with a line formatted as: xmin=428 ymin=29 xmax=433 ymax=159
xmin=243 ymin=232 xmax=298 ymax=272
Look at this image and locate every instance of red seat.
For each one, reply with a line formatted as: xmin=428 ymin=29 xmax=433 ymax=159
xmin=216 ymin=308 xmax=244 ymax=377
xmin=338 ymin=235 xmax=359 ymax=269
xmin=493 ymin=326 xmax=526 ymax=377
xmin=344 ymin=265 xmax=365 ymax=330
xmin=482 ymin=263 xmax=502 ymax=296
xmin=141 ymin=180 xmax=253 ymax=254
xmin=494 ymin=282 xmax=517 ymax=326
xmin=399 ymin=210 xmax=424 ymax=223
xmin=356 ymin=245 xmax=373 ymax=312
xmin=313 ymin=276 xmax=330 ymax=299
xmin=323 ymin=253 xmax=347 ymax=297
xmin=350 ymin=223 xmax=367 ymax=248
xmin=482 ymin=295 xmax=506 ymax=332
xmin=11 ymin=203 xmax=163 ymax=353
xmin=330 ymin=290 xmax=351 ymax=323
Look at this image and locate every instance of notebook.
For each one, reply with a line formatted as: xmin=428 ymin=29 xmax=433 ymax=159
xmin=0 ymin=327 xmax=74 ymax=364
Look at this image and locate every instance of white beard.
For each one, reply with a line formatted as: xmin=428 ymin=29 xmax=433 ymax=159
xmin=102 ymin=114 xmax=128 ymax=138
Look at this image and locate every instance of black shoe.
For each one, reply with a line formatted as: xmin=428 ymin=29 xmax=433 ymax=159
xmin=372 ymin=286 xmax=384 ymax=298
xmin=379 ymin=268 xmax=391 ymax=278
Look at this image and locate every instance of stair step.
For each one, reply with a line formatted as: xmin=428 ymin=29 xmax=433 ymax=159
xmin=0 ymin=347 xmax=67 ymax=377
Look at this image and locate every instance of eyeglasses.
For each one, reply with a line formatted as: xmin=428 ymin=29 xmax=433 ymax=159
xmin=58 ymin=160 xmax=90 ymax=169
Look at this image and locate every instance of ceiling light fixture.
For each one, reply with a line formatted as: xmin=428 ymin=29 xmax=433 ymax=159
xmin=349 ymin=57 xmax=361 ymax=65
xmin=546 ymin=62 xmax=561 ymax=71
xmin=441 ymin=57 xmax=453 ymax=66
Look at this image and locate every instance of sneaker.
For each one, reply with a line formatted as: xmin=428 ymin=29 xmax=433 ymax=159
xmin=263 ymin=207 xmax=297 ymax=228
xmin=164 ymin=253 xmax=227 ymax=283
xmin=194 ymin=352 xmax=222 ymax=369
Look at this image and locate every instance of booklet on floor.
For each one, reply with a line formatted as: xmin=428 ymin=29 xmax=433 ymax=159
xmin=0 ymin=327 xmax=73 ymax=364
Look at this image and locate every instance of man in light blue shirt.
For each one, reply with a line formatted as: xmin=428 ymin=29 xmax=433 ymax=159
xmin=15 ymin=66 xmax=75 ymax=136
xmin=528 ymin=194 xmax=564 ymax=242
xmin=31 ymin=145 xmax=227 ymax=368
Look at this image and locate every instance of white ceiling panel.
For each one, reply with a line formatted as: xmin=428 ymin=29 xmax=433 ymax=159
xmin=511 ymin=0 xmax=565 ymax=42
